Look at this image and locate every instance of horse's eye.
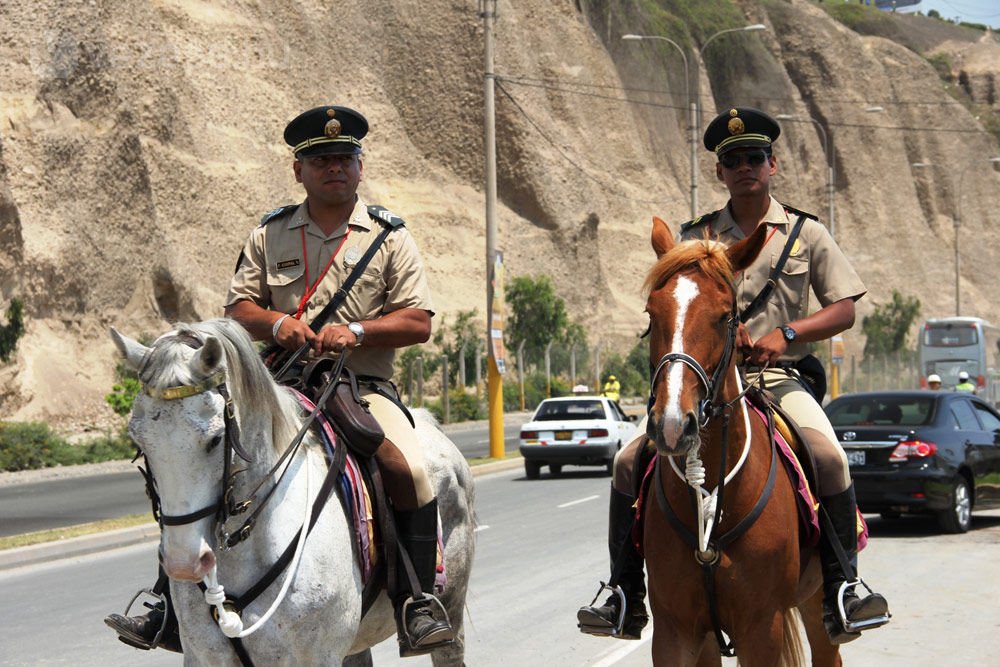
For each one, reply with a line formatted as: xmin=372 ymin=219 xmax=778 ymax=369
xmin=207 ymin=434 xmax=222 ymax=452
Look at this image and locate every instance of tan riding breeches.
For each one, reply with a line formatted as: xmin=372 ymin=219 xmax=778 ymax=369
xmin=362 ymin=385 xmax=434 ymax=512
xmin=612 ymin=368 xmax=851 ymax=497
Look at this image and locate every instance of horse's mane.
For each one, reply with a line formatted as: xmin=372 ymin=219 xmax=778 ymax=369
xmin=140 ymin=318 xmax=302 ymax=453
xmin=642 ymin=238 xmax=735 ymax=296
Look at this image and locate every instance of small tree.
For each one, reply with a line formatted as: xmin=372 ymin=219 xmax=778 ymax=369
xmin=0 ymin=298 xmax=25 ymax=363
xmin=862 ymin=290 xmax=921 ymax=358
xmin=432 ymin=309 xmax=481 ymax=385
xmin=505 ymin=275 xmax=568 ymax=365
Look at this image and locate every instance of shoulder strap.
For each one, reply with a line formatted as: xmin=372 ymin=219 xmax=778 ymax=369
xmin=738 ymin=214 xmax=807 ymax=324
xmin=268 ymin=206 xmax=407 ymax=380
xmin=680 ymin=209 xmax=722 ymax=234
xmin=778 ymin=202 xmax=818 ymax=222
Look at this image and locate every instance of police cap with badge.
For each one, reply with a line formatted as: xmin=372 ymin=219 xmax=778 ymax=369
xmin=703 ymin=107 xmax=780 ymax=155
xmin=284 ymin=105 xmax=369 ymax=157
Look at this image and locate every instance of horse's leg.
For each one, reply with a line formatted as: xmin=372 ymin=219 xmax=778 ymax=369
xmin=799 ymin=587 xmax=842 ymax=667
xmin=731 ymin=608 xmax=792 ymax=667
xmin=694 ymin=632 xmax=722 ymax=667
xmin=343 ymin=650 xmax=373 ymax=667
xmin=650 ymin=622 xmax=704 ymax=667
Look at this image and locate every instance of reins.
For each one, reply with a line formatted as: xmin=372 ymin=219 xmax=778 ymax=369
xmin=646 ymin=303 xmax=778 ymax=657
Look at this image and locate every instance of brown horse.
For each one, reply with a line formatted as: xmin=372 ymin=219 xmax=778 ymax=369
xmin=641 ymin=218 xmax=840 ymax=667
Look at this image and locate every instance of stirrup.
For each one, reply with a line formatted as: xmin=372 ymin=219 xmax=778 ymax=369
xmin=116 ymin=588 xmax=169 ymax=650
xmin=578 ymin=581 xmax=626 ymax=636
xmin=398 ymin=594 xmax=455 ymax=656
xmin=837 ymin=579 xmax=891 ymax=632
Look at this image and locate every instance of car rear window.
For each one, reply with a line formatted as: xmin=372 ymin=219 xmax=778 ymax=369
xmin=826 ymin=396 xmax=935 ymax=427
xmin=534 ymin=400 xmax=606 ymax=421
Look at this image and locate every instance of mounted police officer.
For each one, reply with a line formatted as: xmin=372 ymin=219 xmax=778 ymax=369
xmin=578 ymin=107 xmax=889 ymax=645
xmin=106 ymin=104 xmax=454 ymax=657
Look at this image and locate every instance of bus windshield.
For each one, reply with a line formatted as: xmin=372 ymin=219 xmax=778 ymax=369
xmin=923 ymin=325 xmax=978 ymax=347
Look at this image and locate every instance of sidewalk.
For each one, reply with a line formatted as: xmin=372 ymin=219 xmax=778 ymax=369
xmin=0 ymin=451 xmax=525 ymax=572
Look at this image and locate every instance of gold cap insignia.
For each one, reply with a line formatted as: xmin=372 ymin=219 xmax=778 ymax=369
xmin=326 ymin=108 xmax=336 ymax=118
xmin=324 ymin=118 xmax=342 ymax=138
xmin=728 ymin=116 xmax=745 ymax=135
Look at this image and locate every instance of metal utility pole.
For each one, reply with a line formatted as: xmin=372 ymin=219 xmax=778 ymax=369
xmin=483 ymin=0 xmax=505 ymax=458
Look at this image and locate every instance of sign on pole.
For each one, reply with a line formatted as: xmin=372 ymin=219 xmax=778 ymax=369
xmin=489 ymin=250 xmax=508 ymax=374
xmin=831 ymin=334 xmax=845 ymax=365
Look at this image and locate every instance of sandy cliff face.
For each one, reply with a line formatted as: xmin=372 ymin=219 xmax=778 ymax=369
xmin=0 ymin=0 xmax=998 ymax=427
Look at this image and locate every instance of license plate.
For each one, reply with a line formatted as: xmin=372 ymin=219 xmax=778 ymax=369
xmin=846 ymin=450 xmax=866 ymax=467
xmin=555 ymin=430 xmax=573 ymax=441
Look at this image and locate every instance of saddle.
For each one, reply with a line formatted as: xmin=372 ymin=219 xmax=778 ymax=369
xmin=289 ymin=363 xmax=448 ymax=618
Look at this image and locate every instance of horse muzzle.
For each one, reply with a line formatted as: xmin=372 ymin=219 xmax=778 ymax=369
xmin=162 ymin=539 xmax=217 ymax=581
xmin=648 ymin=408 xmax=701 ymax=456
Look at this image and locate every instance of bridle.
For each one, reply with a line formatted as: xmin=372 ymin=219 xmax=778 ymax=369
xmin=648 ymin=305 xmax=741 ymax=426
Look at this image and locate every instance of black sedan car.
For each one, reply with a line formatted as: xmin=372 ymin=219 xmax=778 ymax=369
xmin=824 ymin=390 xmax=1000 ymax=533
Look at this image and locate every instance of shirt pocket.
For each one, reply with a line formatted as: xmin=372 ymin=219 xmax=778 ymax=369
xmin=344 ymin=269 xmax=387 ymax=319
xmin=775 ymin=254 xmax=809 ymax=313
xmin=266 ymin=263 xmax=305 ymax=312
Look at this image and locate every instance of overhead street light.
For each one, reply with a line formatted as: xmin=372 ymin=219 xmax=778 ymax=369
xmin=621 ymin=33 xmax=697 ymax=218
xmin=912 ymin=157 xmax=1000 ymax=316
xmin=775 ymin=113 xmax=836 ymax=240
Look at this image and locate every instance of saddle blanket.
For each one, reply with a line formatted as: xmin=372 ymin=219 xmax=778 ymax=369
xmin=293 ymin=391 xmax=447 ymax=591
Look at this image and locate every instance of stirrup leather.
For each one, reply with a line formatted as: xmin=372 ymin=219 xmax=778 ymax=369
xmin=116 ymin=588 xmax=169 ymax=650
xmin=836 ymin=579 xmax=890 ymax=632
xmin=579 ymin=582 xmax=627 ymax=636
xmin=398 ymin=594 xmax=454 ymax=653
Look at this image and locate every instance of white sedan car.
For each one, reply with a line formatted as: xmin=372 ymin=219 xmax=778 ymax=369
xmin=519 ymin=396 xmax=638 ymax=479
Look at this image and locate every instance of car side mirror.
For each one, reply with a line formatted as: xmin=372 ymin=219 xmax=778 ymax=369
xmin=628 ymin=414 xmax=638 ymax=422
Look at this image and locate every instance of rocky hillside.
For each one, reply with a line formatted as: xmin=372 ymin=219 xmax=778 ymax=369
xmin=1 ymin=0 xmax=998 ymax=428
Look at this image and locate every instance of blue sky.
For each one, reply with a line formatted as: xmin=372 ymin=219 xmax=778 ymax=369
xmin=895 ymin=0 xmax=1000 ymax=28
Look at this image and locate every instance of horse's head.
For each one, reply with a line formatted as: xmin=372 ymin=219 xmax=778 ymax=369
xmin=110 ymin=319 xmax=277 ymax=581
xmin=643 ymin=217 xmax=766 ymax=456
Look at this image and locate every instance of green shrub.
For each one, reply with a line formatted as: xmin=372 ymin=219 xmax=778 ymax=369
xmin=426 ymin=388 xmax=485 ymax=423
xmin=0 ymin=421 xmax=136 ymax=472
xmin=106 ymin=378 xmax=141 ymax=417
xmin=0 ymin=298 xmax=25 ymax=363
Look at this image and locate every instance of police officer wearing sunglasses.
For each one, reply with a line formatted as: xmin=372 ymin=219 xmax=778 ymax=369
xmin=578 ymin=108 xmax=889 ymax=646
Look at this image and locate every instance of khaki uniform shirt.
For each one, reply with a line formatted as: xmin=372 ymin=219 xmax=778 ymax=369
xmin=226 ymin=196 xmax=433 ymax=380
xmin=678 ymin=195 xmax=865 ymax=362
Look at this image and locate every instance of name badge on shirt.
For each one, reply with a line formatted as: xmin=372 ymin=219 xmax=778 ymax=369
xmin=276 ymin=259 xmax=300 ymax=270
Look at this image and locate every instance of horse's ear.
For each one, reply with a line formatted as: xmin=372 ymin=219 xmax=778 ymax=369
xmin=192 ymin=336 xmax=224 ymax=376
xmin=726 ymin=222 xmax=768 ymax=273
xmin=651 ymin=216 xmax=674 ymax=258
xmin=110 ymin=327 xmax=150 ymax=371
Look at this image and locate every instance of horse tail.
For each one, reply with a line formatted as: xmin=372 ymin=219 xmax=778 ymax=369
xmin=780 ymin=607 xmax=806 ymax=667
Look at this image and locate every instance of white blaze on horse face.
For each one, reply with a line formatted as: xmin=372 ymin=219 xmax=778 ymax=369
xmin=131 ymin=390 xmax=226 ymax=580
xmin=660 ymin=276 xmax=699 ymax=447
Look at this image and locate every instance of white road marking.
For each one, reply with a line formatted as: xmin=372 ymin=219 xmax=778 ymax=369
xmin=558 ymin=494 xmax=600 ymax=509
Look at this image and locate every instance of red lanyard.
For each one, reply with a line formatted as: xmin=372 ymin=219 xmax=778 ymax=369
xmin=294 ymin=227 xmax=351 ymax=320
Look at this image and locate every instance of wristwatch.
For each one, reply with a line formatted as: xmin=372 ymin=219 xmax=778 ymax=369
xmin=780 ymin=325 xmax=797 ymax=342
xmin=347 ymin=322 xmax=365 ymax=347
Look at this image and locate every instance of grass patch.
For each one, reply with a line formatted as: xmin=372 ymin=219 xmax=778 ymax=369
xmin=0 ymin=513 xmax=154 ymax=550
xmin=467 ymin=451 xmax=523 ymax=467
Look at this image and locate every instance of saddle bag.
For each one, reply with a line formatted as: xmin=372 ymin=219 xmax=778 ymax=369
xmin=321 ymin=367 xmax=385 ymax=458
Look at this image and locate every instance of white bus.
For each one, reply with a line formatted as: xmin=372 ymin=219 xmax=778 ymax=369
xmin=918 ymin=317 xmax=1000 ymax=405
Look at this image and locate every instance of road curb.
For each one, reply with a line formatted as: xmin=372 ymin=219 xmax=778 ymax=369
xmin=0 ymin=523 xmax=161 ymax=572
xmin=0 ymin=459 xmax=523 ymax=572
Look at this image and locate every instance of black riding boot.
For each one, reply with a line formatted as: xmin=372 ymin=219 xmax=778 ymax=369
xmin=577 ymin=487 xmax=649 ymax=640
xmin=393 ymin=498 xmax=455 ymax=657
xmin=104 ymin=569 xmax=183 ymax=653
xmin=819 ymin=485 xmax=890 ymax=644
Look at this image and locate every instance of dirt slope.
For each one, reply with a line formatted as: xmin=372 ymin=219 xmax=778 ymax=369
xmin=0 ymin=0 xmax=998 ymax=428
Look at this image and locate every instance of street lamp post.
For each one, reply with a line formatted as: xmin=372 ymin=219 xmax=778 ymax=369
xmin=913 ymin=157 xmax=1000 ymax=316
xmin=775 ymin=113 xmax=835 ymax=239
xmin=621 ymin=33 xmax=696 ymax=219
xmin=696 ymin=24 xmax=768 ymax=150
xmin=623 ymin=24 xmax=766 ymax=217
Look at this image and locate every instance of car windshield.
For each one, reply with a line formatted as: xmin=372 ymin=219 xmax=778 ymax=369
xmin=826 ymin=396 xmax=935 ymax=427
xmin=534 ymin=400 xmax=606 ymax=421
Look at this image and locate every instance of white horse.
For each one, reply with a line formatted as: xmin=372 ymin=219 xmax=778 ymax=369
xmin=111 ymin=318 xmax=474 ymax=666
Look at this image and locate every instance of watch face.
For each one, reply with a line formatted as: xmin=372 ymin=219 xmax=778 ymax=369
xmin=783 ymin=326 xmax=796 ymax=341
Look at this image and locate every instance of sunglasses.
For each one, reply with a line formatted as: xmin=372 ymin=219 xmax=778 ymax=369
xmin=719 ymin=150 xmax=770 ymax=169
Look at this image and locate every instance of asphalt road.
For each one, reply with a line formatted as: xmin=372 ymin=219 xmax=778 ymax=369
xmin=3 ymin=465 xmax=1000 ymax=666
xmin=0 ymin=420 xmax=525 ymax=537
